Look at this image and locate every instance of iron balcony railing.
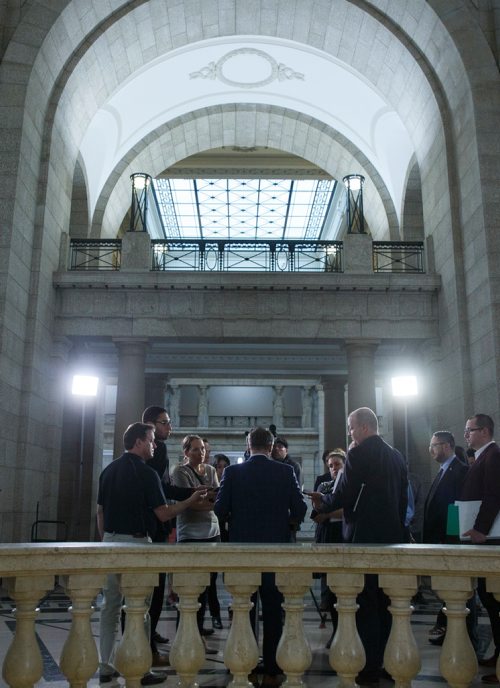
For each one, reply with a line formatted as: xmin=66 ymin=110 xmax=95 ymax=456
xmin=372 ymin=241 xmax=425 ymax=273
xmin=69 ymin=239 xmax=121 ymax=270
xmin=151 ymin=240 xmax=344 ymax=273
xmin=67 ymin=238 xmax=426 ymax=274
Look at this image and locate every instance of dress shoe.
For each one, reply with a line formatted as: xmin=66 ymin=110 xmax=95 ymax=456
xmin=212 ymin=615 xmax=223 ymax=629
xmin=200 ymin=627 xmax=214 ymax=636
xmin=140 ymin=671 xmax=167 ymax=686
xmin=99 ymin=670 xmax=120 ymax=683
xmin=152 ymin=652 xmax=170 ymax=667
xmin=380 ymin=669 xmax=395 ymax=683
xmin=152 ymin=631 xmax=169 ymax=644
xmin=202 ymin=637 xmax=218 ymax=655
xmin=482 ymin=674 xmax=500 ymax=684
xmin=428 ymin=625 xmax=446 ymax=646
xmin=480 ymin=656 xmax=499 ymax=668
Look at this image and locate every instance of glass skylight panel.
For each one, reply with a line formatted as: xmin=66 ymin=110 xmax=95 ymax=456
xmin=153 ymin=178 xmax=335 ymax=241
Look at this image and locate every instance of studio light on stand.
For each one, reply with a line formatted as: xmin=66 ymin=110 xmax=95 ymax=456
xmin=391 ymin=375 xmax=418 ymax=462
xmin=71 ymin=374 xmax=99 ymax=539
xmin=129 ymin=172 xmax=152 ymax=232
xmin=343 ymin=174 xmax=366 ymax=234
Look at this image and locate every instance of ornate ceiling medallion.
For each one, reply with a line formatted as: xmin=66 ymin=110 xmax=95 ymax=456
xmin=189 ymin=47 xmax=304 ymax=88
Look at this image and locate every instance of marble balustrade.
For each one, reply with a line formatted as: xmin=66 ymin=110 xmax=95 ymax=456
xmin=1 ymin=542 xmax=499 ymax=688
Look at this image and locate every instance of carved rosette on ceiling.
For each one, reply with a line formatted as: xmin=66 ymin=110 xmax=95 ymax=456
xmin=189 ymin=47 xmax=304 ymax=88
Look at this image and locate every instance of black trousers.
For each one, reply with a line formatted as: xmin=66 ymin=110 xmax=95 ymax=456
xmin=478 ymin=577 xmax=500 ymax=653
xmin=356 ymin=574 xmax=391 ymax=674
xmin=250 ymin=573 xmax=284 ymax=677
xmin=149 ymin=572 xmax=166 ymax=652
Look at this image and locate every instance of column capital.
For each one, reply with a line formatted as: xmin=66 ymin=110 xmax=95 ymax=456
xmin=345 ymin=339 xmax=380 ymax=351
xmin=112 ymin=338 xmax=149 ymax=354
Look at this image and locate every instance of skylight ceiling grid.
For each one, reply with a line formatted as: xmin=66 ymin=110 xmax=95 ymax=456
xmin=153 ymin=178 xmax=336 ymax=241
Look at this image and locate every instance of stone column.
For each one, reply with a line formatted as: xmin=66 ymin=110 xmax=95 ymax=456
xmin=343 ymin=232 xmax=373 ymax=273
xmin=113 ymin=339 xmax=148 ymax=457
xmin=345 ymin=341 xmax=378 ymax=414
xmin=301 ymin=386 xmax=313 ymax=428
xmin=322 ymin=376 xmax=347 ymax=450
xmin=197 ymin=384 xmax=208 ymax=427
xmin=121 ymin=230 xmax=151 ymax=271
xmin=169 ymin=383 xmax=180 ymax=427
xmin=273 ymin=385 xmax=284 ymax=427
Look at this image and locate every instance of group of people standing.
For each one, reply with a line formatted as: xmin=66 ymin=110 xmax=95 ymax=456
xmin=308 ymin=409 xmax=500 ymax=686
xmin=96 ymin=407 xmax=307 ymax=688
xmin=96 ymin=403 xmax=500 ymax=688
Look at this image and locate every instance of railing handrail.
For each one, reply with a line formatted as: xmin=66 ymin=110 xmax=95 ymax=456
xmin=1 ymin=541 xmax=499 ymax=577
xmin=151 ymin=239 xmax=343 ymax=247
xmin=2 ymin=541 xmax=495 ymax=688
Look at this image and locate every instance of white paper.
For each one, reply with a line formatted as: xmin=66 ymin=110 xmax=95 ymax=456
xmin=455 ymin=500 xmax=500 ymax=540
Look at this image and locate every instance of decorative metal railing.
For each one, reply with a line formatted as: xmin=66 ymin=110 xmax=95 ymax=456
xmin=0 ymin=542 xmax=495 ymax=688
xmin=66 ymin=239 xmax=429 ymax=274
xmin=372 ymin=241 xmax=425 ymax=273
xmin=151 ymin=240 xmax=344 ymax=272
xmin=69 ymin=239 xmax=122 ymax=270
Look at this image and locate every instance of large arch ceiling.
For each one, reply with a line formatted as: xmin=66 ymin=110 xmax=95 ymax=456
xmin=80 ymin=35 xmax=414 ymax=226
xmin=96 ymin=105 xmax=398 ymax=240
xmin=23 ymin=0 xmax=478 ymax=253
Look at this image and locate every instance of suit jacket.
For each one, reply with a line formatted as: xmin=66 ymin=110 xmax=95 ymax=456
xmin=422 ymin=457 xmax=468 ymax=543
xmin=214 ymin=453 xmax=307 ymax=543
xmin=323 ymin=434 xmax=408 ymax=544
xmin=460 ymin=441 xmax=500 ymax=535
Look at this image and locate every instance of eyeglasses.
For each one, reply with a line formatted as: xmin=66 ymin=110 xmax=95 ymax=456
xmin=429 ymin=442 xmax=445 ymax=449
xmin=464 ymin=427 xmax=483 ymax=435
xmin=155 ymin=419 xmax=171 ymax=426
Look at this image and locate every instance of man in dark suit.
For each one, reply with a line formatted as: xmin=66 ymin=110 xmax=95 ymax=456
xmin=423 ymin=431 xmax=468 ymax=544
xmin=311 ymin=407 xmax=408 ymax=685
xmin=461 ymin=414 xmax=500 ymax=682
xmin=214 ymin=427 xmax=307 ymax=687
xmin=423 ymin=431 xmax=469 ymax=645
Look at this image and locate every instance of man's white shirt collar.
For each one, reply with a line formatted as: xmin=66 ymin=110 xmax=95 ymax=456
xmin=474 ymin=440 xmax=495 ymax=459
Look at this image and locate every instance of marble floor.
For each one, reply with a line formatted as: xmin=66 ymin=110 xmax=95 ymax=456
xmin=0 ymin=580 xmax=495 ymax=688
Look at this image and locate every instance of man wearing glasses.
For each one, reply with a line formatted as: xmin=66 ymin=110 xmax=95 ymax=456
xmin=462 ymin=414 xmax=500 ymax=682
xmin=423 ymin=431 xmax=469 ymax=646
xmin=141 ymin=407 xmax=200 ymax=664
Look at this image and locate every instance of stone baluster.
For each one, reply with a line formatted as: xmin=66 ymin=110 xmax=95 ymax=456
xmin=275 ymin=572 xmax=312 ymax=687
xmin=59 ymin=574 xmax=103 ymax=687
xmin=327 ymin=573 xmax=365 ymax=688
xmin=170 ymin=572 xmax=209 ymax=688
xmin=224 ymin=572 xmax=260 ymax=687
xmin=115 ymin=573 xmax=158 ymax=688
xmin=379 ymin=574 xmax=420 ymax=688
xmin=433 ymin=575 xmax=477 ymax=688
xmin=2 ymin=575 xmax=54 ymax=688
xmin=488 ymin=577 xmax=500 ymax=681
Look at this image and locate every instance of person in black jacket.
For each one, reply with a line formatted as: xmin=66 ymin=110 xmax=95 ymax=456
xmin=142 ymin=406 xmax=200 ymax=661
xmin=311 ymin=407 xmax=408 ymax=685
xmin=423 ymin=431 xmax=470 ymax=646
